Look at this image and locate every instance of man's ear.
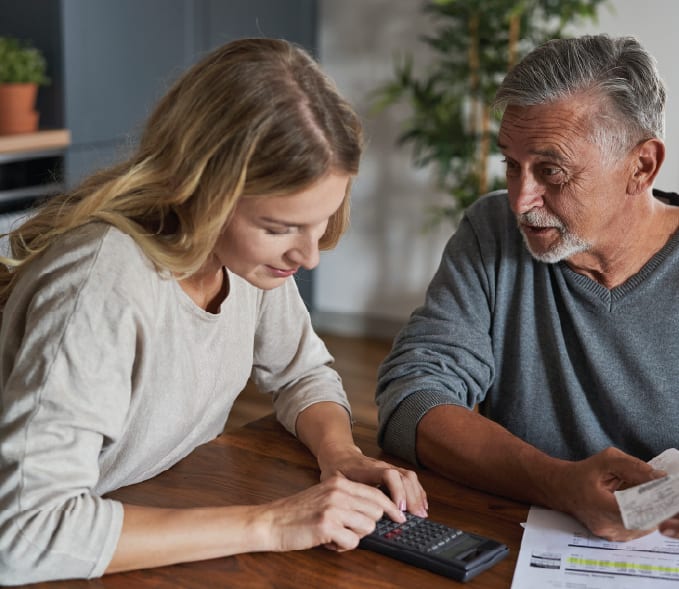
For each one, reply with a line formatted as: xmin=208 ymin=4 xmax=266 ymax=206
xmin=626 ymin=138 xmax=665 ymax=195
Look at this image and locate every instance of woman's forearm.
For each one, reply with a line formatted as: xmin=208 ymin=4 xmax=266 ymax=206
xmin=106 ymin=503 xmax=269 ymax=573
xmin=108 ymin=472 xmax=401 ymax=574
xmin=295 ymin=401 xmax=361 ymax=470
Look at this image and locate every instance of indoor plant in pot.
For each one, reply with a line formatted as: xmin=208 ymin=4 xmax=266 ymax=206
xmin=0 ymin=36 xmax=49 ymax=135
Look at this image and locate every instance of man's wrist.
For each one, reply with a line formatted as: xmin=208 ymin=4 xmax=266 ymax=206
xmin=524 ymin=451 xmax=574 ymax=510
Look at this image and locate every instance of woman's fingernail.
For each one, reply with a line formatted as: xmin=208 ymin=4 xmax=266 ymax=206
xmin=399 ymin=500 xmax=406 ymax=511
xmin=662 ymin=528 xmax=677 ymax=537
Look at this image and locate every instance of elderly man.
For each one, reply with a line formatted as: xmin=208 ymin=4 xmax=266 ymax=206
xmin=376 ymin=34 xmax=679 ymax=541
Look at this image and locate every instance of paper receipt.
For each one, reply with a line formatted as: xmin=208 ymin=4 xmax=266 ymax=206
xmin=615 ymin=448 xmax=679 ymax=530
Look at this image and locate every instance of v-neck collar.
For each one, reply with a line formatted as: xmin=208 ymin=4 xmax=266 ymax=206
xmin=558 ymin=229 xmax=679 ymax=308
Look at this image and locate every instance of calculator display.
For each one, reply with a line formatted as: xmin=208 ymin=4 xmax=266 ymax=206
xmin=437 ymin=535 xmax=483 ymax=560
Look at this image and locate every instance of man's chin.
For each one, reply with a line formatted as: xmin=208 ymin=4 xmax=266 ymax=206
xmin=527 ymin=249 xmax=568 ymax=264
xmin=522 ymin=236 xmax=591 ymax=264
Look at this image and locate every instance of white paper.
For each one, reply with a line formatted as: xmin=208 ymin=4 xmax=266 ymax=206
xmin=649 ymin=448 xmax=679 ymax=475
xmin=615 ymin=448 xmax=679 ymax=530
xmin=511 ymin=507 xmax=679 ymax=589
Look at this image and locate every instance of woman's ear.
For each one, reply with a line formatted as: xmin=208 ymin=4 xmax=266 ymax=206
xmin=626 ymin=138 xmax=665 ymax=195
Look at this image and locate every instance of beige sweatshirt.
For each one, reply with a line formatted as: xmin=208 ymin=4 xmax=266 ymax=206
xmin=0 ymin=223 xmax=349 ymax=584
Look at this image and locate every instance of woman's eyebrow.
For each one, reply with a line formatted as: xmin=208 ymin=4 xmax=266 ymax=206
xmin=259 ymin=216 xmax=300 ymax=227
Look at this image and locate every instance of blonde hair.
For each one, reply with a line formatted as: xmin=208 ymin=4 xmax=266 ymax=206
xmin=0 ymin=37 xmax=362 ymax=308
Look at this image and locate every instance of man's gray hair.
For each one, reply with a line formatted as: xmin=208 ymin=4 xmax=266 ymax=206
xmin=494 ymin=35 xmax=666 ymax=156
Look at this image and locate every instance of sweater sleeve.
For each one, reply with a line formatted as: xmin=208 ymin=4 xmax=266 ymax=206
xmin=0 ymin=228 xmax=140 ymax=584
xmin=376 ymin=210 xmax=497 ymax=465
xmin=250 ymin=278 xmax=351 ymax=435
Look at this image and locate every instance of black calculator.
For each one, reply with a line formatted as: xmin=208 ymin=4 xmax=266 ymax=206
xmin=359 ymin=512 xmax=509 ymax=582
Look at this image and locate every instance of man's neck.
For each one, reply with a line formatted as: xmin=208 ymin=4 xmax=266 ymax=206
xmin=565 ymin=197 xmax=679 ymax=289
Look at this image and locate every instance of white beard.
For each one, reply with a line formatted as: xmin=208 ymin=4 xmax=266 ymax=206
xmin=518 ymin=209 xmax=591 ymax=263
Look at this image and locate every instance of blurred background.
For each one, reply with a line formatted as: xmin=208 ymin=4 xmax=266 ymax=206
xmin=1 ymin=0 xmax=677 ymax=341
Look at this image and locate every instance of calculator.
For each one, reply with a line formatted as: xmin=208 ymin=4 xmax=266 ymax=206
xmin=359 ymin=512 xmax=509 ymax=582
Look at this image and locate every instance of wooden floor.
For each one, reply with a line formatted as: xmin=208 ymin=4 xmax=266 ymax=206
xmin=225 ymin=333 xmax=393 ymax=431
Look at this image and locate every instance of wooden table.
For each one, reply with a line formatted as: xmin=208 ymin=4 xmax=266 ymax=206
xmin=21 ymin=415 xmax=529 ymax=588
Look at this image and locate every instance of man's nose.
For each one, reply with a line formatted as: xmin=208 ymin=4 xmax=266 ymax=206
xmin=508 ymin=173 xmax=545 ymax=215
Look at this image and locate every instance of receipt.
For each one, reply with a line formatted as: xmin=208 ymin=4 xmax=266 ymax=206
xmin=648 ymin=448 xmax=679 ymax=475
xmin=615 ymin=448 xmax=679 ymax=530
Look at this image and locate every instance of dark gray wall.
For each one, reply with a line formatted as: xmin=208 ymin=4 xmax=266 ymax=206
xmin=0 ymin=0 xmax=317 ymax=307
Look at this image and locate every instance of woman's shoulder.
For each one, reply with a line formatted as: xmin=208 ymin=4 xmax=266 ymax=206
xmin=40 ymin=222 xmax=154 ymax=278
xmin=13 ymin=223 xmax=159 ymax=311
xmin=59 ymin=222 xmax=148 ymax=259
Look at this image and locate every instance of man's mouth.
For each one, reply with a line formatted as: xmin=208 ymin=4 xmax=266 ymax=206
xmin=522 ymin=224 xmax=557 ymax=235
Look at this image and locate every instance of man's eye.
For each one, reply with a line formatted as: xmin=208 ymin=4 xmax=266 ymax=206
xmin=502 ymin=158 xmax=519 ymax=176
xmin=541 ymin=166 xmax=566 ymax=183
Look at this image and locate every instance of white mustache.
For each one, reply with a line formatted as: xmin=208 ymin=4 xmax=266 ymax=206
xmin=519 ymin=210 xmax=566 ymax=231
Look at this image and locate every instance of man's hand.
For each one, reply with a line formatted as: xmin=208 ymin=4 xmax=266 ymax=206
xmin=659 ymin=515 xmax=679 ymax=538
xmin=552 ymin=447 xmax=665 ymax=541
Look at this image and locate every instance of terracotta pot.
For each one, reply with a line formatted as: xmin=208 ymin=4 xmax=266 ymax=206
xmin=0 ymin=83 xmax=39 ymax=135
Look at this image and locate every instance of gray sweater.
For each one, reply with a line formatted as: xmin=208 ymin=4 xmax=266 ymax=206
xmin=377 ymin=191 xmax=679 ymax=466
xmin=0 ymin=223 xmax=349 ymax=584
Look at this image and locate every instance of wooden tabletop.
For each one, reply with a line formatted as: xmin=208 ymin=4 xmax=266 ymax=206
xmin=20 ymin=415 xmax=529 ymax=588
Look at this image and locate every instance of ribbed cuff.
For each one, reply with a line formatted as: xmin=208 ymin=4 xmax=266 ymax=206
xmin=380 ymin=391 xmax=462 ymax=466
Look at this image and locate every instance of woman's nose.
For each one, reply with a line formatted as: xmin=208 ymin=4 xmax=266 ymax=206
xmin=288 ymin=234 xmax=320 ymax=270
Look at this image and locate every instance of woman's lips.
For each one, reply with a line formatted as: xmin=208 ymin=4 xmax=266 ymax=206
xmin=266 ymin=265 xmax=298 ymax=278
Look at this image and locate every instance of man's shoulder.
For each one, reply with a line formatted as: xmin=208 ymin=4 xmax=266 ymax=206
xmin=653 ymin=188 xmax=679 ymax=206
xmin=459 ymin=190 xmax=518 ymax=245
xmin=465 ymin=190 xmax=512 ymax=223
xmin=437 ymin=190 xmax=525 ymax=268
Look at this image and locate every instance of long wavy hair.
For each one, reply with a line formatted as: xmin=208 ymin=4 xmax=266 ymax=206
xmin=0 ymin=37 xmax=363 ymax=308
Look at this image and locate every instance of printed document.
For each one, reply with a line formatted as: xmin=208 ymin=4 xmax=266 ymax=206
xmin=511 ymin=507 xmax=679 ymax=588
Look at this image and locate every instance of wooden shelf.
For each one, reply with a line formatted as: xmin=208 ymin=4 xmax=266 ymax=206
xmin=0 ymin=129 xmax=71 ymax=156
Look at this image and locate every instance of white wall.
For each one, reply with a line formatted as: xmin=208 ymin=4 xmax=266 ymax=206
xmin=314 ymin=0 xmax=679 ymax=337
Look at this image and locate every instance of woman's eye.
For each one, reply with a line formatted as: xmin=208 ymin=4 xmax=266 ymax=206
xmin=265 ymin=225 xmax=295 ymax=235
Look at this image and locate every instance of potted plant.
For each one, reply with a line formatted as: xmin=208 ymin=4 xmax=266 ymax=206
xmin=372 ymin=0 xmax=608 ymax=226
xmin=0 ymin=36 xmax=49 ymax=135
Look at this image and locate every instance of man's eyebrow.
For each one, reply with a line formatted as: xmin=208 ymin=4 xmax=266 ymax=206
xmin=531 ymin=148 xmax=568 ymax=162
xmin=496 ymin=142 xmax=567 ymax=162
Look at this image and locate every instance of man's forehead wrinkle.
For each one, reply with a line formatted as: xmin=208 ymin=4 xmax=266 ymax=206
xmin=499 ymin=112 xmax=589 ymax=163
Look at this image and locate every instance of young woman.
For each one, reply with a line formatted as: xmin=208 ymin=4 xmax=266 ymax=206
xmin=0 ymin=38 xmax=426 ymax=584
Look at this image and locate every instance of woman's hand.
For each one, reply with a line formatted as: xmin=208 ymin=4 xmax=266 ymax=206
xmin=316 ymin=441 xmax=428 ymax=518
xmin=295 ymin=402 xmax=428 ymax=519
xmin=257 ymin=475 xmax=405 ymax=552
